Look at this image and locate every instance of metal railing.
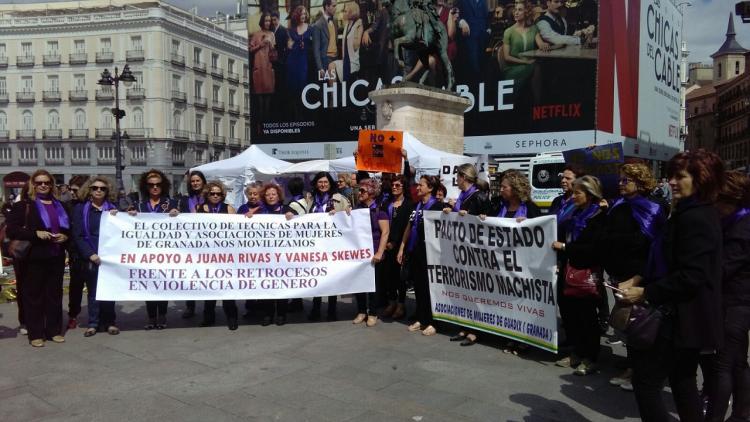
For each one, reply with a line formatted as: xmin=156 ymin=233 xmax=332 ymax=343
xmin=171 ymin=90 xmax=186 ymax=102
xmin=43 ymin=91 xmax=62 ymax=102
xmin=16 ymin=129 xmax=36 ymax=140
xmin=210 ymin=66 xmax=223 ymax=79
xmin=170 ymin=53 xmax=185 ymax=66
xmin=16 ymin=92 xmax=35 ymax=103
xmin=69 ymin=52 xmax=87 ymax=64
xmin=126 ymin=88 xmax=145 ymax=99
xmin=194 ymin=97 xmax=207 ymax=108
xmin=16 ymin=55 xmax=34 ymax=67
xmin=43 ymin=129 xmax=63 ymax=139
xmin=69 ymin=129 xmax=88 ymax=139
xmin=126 ymin=50 xmax=145 ymax=61
xmin=43 ymin=54 xmax=61 ymax=65
xmin=95 ymin=89 xmax=114 ymax=101
xmin=95 ymin=51 xmax=114 ymax=63
xmin=69 ymin=90 xmax=88 ymax=101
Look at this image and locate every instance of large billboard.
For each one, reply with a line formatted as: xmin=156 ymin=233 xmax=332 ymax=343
xmin=248 ymin=0 xmax=599 ymax=158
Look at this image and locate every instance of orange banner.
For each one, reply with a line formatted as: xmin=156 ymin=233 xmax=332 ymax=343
xmin=356 ymin=130 xmax=403 ymax=173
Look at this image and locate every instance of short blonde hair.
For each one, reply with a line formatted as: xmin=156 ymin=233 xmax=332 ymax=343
xmin=80 ymin=176 xmax=117 ymax=203
xmin=457 ymin=163 xmax=478 ymax=184
xmin=502 ymin=170 xmax=530 ymax=202
xmin=620 ymin=163 xmax=657 ymax=194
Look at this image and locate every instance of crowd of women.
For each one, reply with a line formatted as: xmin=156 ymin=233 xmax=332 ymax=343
xmin=4 ymin=148 xmax=748 ymax=421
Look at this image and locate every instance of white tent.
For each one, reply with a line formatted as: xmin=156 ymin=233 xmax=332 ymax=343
xmin=192 ymin=145 xmax=292 ymax=208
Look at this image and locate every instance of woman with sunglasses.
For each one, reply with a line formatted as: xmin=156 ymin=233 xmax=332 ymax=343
xmin=131 ymin=169 xmax=179 ymax=330
xmin=7 ymin=170 xmax=70 ymax=347
xmin=381 ymin=174 xmax=414 ymax=320
xmin=180 ymin=170 xmax=207 ymax=320
xmin=237 ymin=182 xmax=264 ymax=318
xmin=196 ymin=181 xmax=239 ymax=330
xmin=71 ymin=177 xmax=120 ymax=337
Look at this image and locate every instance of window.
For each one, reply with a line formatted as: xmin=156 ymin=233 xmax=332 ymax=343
xmin=211 ymin=53 xmax=219 ymax=67
xmin=213 ymin=85 xmax=220 ymax=101
xmin=131 ymin=145 xmax=146 ymax=161
xmin=737 ymin=61 xmax=741 ymax=75
xmin=718 ymin=63 xmax=722 ymax=78
xmin=194 ymin=80 xmax=203 ymax=98
xmin=0 ymin=111 xmax=7 ymax=130
xmin=195 ymin=149 xmax=204 ymax=162
xmin=243 ymin=64 xmax=249 ymax=79
xmin=213 ymin=117 xmax=221 ymax=135
xmin=194 ymin=47 xmax=202 ymax=64
xmin=100 ymin=38 xmax=111 ymax=52
xmin=47 ymin=75 xmax=59 ymax=92
xmin=229 ymin=120 xmax=236 ymax=138
xmin=133 ymin=72 xmax=143 ymax=89
xmin=47 ymin=110 xmax=60 ymax=129
xmin=245 ymin=125 xmax=250 ymax=141
xmin=132 ymin=108 xmax=144 ymax=128
xmin=74 ymin=109 xmax=86 ymax=129
xmin=173 ymin=110 xmax=182 ymax=130
xmin=46 ymin=41 xmax=58 ymax=55
xmin=172 ymin=75 xmax=182 ymax=92
xmin=22 ymin=110 xmax=33 ymax=130
xmin=21 ymin=76 xmax=32 ymax=93
xmin=0 ymin=148 xmax=11 ymax=161
xmin=73 ymin=74 xmax=85 ymax=90
xmin=98 ymin=146 xmax=115 ymax=160
xmin=172 ymin=144 xmax=186 ymax=162
xmin=196 ymin=114 xmax=204 ymax=134
xmin=72 ymin=146 xmax=90 ymax=161
xmin=20 ymin=42 xmax=32 ymax=57
xmin=0 ymin=77 xmax=6 ymax=94
xmin=131 ymin=36 xmax=142 ymax=51
xmin=228 ymin=58 xmax=235 ymax=73
xmin=20 ymin=147 xmax=37 ymax=161
xmin=229 ymin=89 xmax=236 ymax=106
xmin=171 ymin=39 xmax=181 ymax=55
xmin=244 ymin=93 xmax=249 ymax=110
xmin=101 ymin=108 xmax=112 ymax=129
xmin=0 ymin=43 xmax=6 ymax=58
xmin=46 ymin=147 xmax=64 ymax=160
xmin=73 ymin=40 xmax=85 ymax=53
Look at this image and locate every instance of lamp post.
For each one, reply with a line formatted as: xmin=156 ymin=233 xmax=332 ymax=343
xmin=97 ymin=65 xmax=136 ymax=192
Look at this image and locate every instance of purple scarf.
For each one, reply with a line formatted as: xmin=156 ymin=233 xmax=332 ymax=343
xmin=609 ymin=195 xmax=665 ymax=240
xmin=453 ymin=184 xmax=477 ymax=212
xmin=569 ymin=203 xmax=599 ymax=242
xmin=35 ymin=195 xmax=69 ymax=231
xmin=556 ymin=195 xmax=576 ymax=223
xmin=723 ymin=207 xmax=750 ymax=230
xmin=209 ymin=202 xmax=224 ymax=213
xmin=83 ymin=200 xmax=116 ymax=250
xmin=498 ymin=201 xmax=527 ymax=218
xmin=188 ymin=194 xmax=204 ymax=213
xmin=408 ymin=196 xmax=437 ymax=252
xmin=261 ymin=202 xmax=284 ymax=214
xmin=312 ymin=193 xmax=330 ymax=213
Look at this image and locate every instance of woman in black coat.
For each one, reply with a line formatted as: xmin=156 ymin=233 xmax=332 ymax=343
xmin=7 ymin=170 xmax=70 ymax=347
xmin=621 ymin=150 xmax=724 ymax=422
xmin=552 ymin=175 xmax=606 ymax=376
xmin=381 ymin=174 xmax=413 ymax=320
xmin=492 ymin=169 xmax=541 ymax=219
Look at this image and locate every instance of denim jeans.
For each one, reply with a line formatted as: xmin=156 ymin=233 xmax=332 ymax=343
xmin=85 ymin=262 xmax=115 ymax=328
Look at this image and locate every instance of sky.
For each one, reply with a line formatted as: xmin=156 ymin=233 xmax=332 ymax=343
xmin=3 ymin=0 xmax=748 ymax=64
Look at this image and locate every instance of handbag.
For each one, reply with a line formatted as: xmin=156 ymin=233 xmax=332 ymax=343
xmin=563 ymin=264 xmax=601 ymax=297
xmin=8 ymin=203 xmax=31 ymax=261
xmin=609 ymin=302 xmax=671 ymax=350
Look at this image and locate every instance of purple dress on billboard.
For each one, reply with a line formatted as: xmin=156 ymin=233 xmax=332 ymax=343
xmin=286 ymin=26 xmax=312 ymax=94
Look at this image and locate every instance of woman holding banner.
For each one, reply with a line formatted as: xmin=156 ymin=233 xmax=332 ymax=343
xmin=308 ymin=172 xmax=351 ymax=322
xmin=131 ymin=169 xmax=179 ymax=330
xmin=196 ymin=181 xmax=239 ymax=330
xmin=382 ymin=174 xmax=414 ymax=320
xmin=7 ymin=170 xmax=70 ymax=347
xmin=255 ymin=183 xmax=290 ymax=326
xmin=238 ymin=182 xmax=264 ymax=318
xmin=493 ymin=170 xmax=541 ymax=219
xmin=352 ymin=178 xmax=390 ymax=327
xmin=181 ymin=170 xmax=207 ymax=320
xmin=71 ymin=176 xmax=120 ymax=337
xmin=398 ymin=175 xmax=445 ymax=336
xmin=551 ymin=175 xmax=606 ymax=376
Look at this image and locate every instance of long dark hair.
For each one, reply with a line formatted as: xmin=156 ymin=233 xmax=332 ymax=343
xmin=311 ymin=172 xmax=338 ymax=195
xmin=186 ymin=170 xmax=207 ymax=197
xmin=139 ymin=169 xmax=171 ymax=199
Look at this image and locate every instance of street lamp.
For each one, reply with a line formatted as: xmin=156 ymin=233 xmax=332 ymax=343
xmin=98 ymin=65 xmax=136 ymax=192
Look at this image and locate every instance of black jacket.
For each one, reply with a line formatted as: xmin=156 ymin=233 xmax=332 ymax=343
xmin=7 ymin=199 xmax=71 ymax=261
xmin=457 ymin=189 xmax=490 ymax=216
xmin=599 ymin=202 xmax=651 ymax=280
xmin=721 ymin=213 xmax=750 ymax=308
xmin=644 ymin=199 xmax=723 ymax=350
xmin=565 ymin=209 xmax=606 ymax=270
xmin=490 ymin=200 xmax=542 ymax=219
xmin=386 ymin=197 xmax=414 ymax=246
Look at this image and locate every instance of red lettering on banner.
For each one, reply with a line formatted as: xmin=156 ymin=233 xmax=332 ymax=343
xmin=532 ymin=103 xmax=582 ymax=120
xmin=238 ymin=252 xmax=271 ymax=263
xmin=331 ymin=249 xmax=372 ymax=261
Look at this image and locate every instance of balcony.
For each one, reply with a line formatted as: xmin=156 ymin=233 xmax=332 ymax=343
xmin=0 ymin=56 xmax=8 ymax=68
xmin=229 ymin=137 xmax=241 ymax=146
xmin=43 ymin=91 xmax=62 ymax=102
xmin=0 ymin=92 xmax=8 ymax=104
xmin=243 ymin=75 xmax=249 ymax=87
xmin=98 ymin=157 xmax=116 ymax=165
xmin=171 ymin=90 xmax=186 ymax=102
xmin=123 ymin=128 xmax=148 ymax=138
xmin=96 ymin=128 xmax=115 ymax=139
xmin=243 ymin=109 xmax=250 ymax=118
xmin=45 ymin=157 xmax=65 ymax=166
xmin=193 ymin=61 xmax=206 ymax=73
xmin=172 ymin=157 xmax=185 ymax=166
xmin=211 ymin=100 xmax=225 ymax=112
xmin=227 ymin=71 xmax=240 ymax=83
xmin=69 ymin=52 xmax=87 ymax=64
xmin=19 ymin=157 xmax=38 ymax=166
xmin=69 ymin=90 xmax=88 ymax=101
xmin=95 ymin=51 xmax=114 ymax=63
xmin=170 ymin=129 xmax=189 ymax=140
xmin=228 ymin=104 xmax=240 ymax=115
xmin=16 ymin=55 xmax=34 ymax=67
xmin=43 ymin=129 xmax=63 ymax=140
xmin=170 ymin=53 xmax=185 ymax=67
xmin=43 ymin=54 xmax=61 ymax=66
xmin=210 ymin=66 xmax=224 ymax=79
xmin=16 ymin=129 xmax=36 ymax=140
xmin=126 ymin=50 xmax=145 ymax=62
xmin=194 ymin=97 xmax=207 ymax=108
xmin=194 ymin=133 xmax=208 ymax=143
xmin=212 ymin=135 xmax=225 ymax=144
xmin=95 ymin=89 xmax=114 ymax=101
xmin=126 ymin=88 xmax=145 ymax=100
xmin=72 ymin=156 xmax=91 ymax=165
xmin=16 ymin=92 xmax=35 ymax=103
xmin=0 ymin=130 xmax=9 ymax=141
xmin=69 ymin=129 xmax=88 ymax=140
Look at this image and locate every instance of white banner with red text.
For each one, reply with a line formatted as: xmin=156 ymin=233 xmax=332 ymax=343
xmin=96 ymin=210 xmax=375 ymax=300
xmin=424 ymin=212 xmax=558 ymax=352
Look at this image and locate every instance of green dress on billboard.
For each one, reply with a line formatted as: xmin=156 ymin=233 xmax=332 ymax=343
xmin=502 ymin=25 xmax=539 ymax=87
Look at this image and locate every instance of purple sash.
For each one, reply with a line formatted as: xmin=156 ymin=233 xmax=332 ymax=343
xmin=83 ymin=200 xmax=116 ymax=250
xmin=35 ymin=196 xmax=69 ymax=230
xmin=408 ymin=196 xmax=437 ymax=252
xmin=498 ymin=201 xmax=527 ymax=218
xmin=723 ymin=207 xmax=750 ymax=229
xmin=188 ymin=195 xmax=204 ymax=213
xmin=312 ymin=193 xmax=330 ymax=213
xmin=609 ymin=195 xmax=664 ymax=240
xmin=261 ymin=202 xmax=284 ymax=214
xmin=570 ymin=203 xmax=599 ymax=242
xmin=453 ymin=185 xmax=477 ymax=212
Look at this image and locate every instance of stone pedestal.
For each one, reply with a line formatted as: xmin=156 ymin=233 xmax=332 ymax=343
xmin=368 ymin=82 xmax=470 ymax=155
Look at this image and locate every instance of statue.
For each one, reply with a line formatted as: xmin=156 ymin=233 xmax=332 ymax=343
xmin=383 ymin=0 xmax=455 ymax=90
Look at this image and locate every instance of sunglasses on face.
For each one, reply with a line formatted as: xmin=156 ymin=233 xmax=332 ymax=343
xmin=34 ymin=180 xmax=52 ymax=186
xmin=392 ymin=183 xmax=403 ymax=188
xmin=209 ymin=192 xmax=223 ymax=197
xmin=147 ymin=183 xmax=161 ymax=188
xmin=358 ymin=189 xmax=367 ymax=193
xmin=90 ymin=186 xmax=108 ymax=192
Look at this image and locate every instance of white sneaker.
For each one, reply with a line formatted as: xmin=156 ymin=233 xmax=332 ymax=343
xmin=19 ymin=326 xmax=28 ymax=336
xmin=609 ymin=368 xmax=633 ymax=386
xmin=620 ymin=381 xmax=634 ymax=391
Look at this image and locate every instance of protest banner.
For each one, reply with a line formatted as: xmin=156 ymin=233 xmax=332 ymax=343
xmin=563 ymin=143 xmax=624 ymax=199
xmin=439 ymin=156 xmax=480 ymax=201
xmin=356 ymin=130 xmax=403 ymax=173
xmin=424 ymin=212 xmax=558 ymax=352
xmin=96 ymin=210 xmax=375 ymax=301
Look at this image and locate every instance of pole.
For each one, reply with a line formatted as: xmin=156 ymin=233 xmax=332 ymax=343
xmin=114 ymin=67 xmax=123 ymax=192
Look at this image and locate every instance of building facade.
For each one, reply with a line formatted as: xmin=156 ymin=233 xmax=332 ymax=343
xmin=0 ymin=0 xmax=250 ymax=195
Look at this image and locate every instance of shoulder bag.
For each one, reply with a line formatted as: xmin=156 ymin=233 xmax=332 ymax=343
xmin=563 ymin=264 xmax=601 ymax=298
